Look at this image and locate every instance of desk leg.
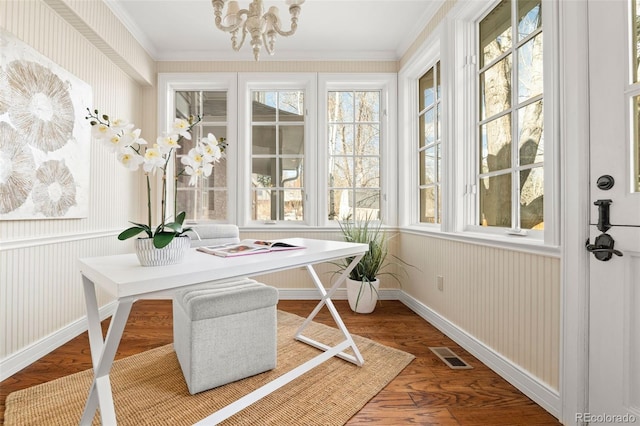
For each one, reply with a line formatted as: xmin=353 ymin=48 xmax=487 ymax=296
xmin=80 ymin=276 xmax=133 ymax=425
xmin=293 ymin=258 xmax=365 ymax=366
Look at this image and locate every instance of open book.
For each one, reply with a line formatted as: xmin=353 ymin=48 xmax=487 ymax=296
xmin=196 ymin=239 xmax=305 ymax=257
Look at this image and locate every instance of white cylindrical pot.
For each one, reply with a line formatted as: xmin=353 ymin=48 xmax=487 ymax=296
xmin=134 ymin=235 xmax=191 ymax=266
xmin=346 ymin=278 xmax=380 ymax=314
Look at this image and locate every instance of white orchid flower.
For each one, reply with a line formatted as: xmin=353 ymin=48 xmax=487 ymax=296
xmin=143 ymin=145 xmax=165 ymax=173
xmin=182 ymin=165 xmax=200 ymax=186
xmin=91 ymin=123 xmax=112 ymax=141
xmin=110 ymin=118 xmax=132 ymax=132
xmin=181 ymin=148 xmax=204 ymax=168
xmin=202 ymin=143 xmax=223 ymax=161
xmin=120 ymin=128 xmax=144 ymax=146
xmin=104 ymin=132 xmax=127 ymax=152
xmin=202 ymin=133 xmax=219 ymax=146
xmin=118 ymin=147 xmax=144 ymax=171
xmin=172 ymin=118 xmax=192 ymax=140
xmin=156 ymin=134 xmax=180 ymax=154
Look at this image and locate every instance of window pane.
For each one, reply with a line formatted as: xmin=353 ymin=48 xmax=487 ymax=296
xmin=355 ymin=157 xmax=380 ymax=188
xmin=278 ymin=91 xmax=304 ymax=122
xmin=252 ymin=189 xmax=273 ymax=220
xmin=480 ymin=114 xmax=512 ymax=173
xmin=355 ymin=190 xmax=380 ymax=220
xmin=281 ymin=159 xmax=303 ymax=188
xmin=356 ymin=124 xmax=380 ymax=155
xmin=177 ymin=189 xmax=227 ymax=221
xmin=282 ymin=190 xmax=303 ymax=220
xmin=520 ymin=167 xmax=544 ymax=229
xmin=252 ymin=126 xmax=276 ymax=155
xmin=328 ymin=91 xmax=354 ymax=122
xmin=518 ymin=0 xmax=542 ymax=41
xmin=252 ymin=91 xmax=277 ymax=122
xmin=328 ymin=189 xmax=352 ymax=220
xmin=356 ymin=92 xmax=380 ymax=122
xmin=480 ymin=0 xmax=512 ymax=68
xmin=480 ymin=173 xmax=512 ymax=227
xmin=518 ymin=100 xmax=544 ymax=166
xmin=423 ymin=108 xmax=435 ymax=145
xmin=420 ymin=187 xmax=436 ymax=224
xmin=201 ymin=91 xmax=227 ymax=121
xmin=480 ymin=55 xmax=512 ymax=120
xmin=419 ymin=68 xmax=435 ymax=110
xmin=252 ymin=158 xmax=275 ymax=187
xmin=518 ymin=34 xmax=543 ymax=103
xmin=329 ymin=156 xmax=353 ymax=187
xmin=421 ymin=146 xmax=436 ymax=185
xmin=280 ymin=126 xmax=304 ymax=155
xmin=329 ymin=124 xmax=354 ymax=155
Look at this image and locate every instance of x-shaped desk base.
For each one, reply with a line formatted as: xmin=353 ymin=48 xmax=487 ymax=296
xmin=80 ymin=253 xmax=364 ymax=425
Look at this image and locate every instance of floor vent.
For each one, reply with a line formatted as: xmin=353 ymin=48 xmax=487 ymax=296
xmin=429 ymin=347 xmax=473 ymax=369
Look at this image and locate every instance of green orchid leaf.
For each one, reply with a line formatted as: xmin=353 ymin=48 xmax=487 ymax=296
xmin=128 ymin=221 xmax=151 ymax=230
xmin=153 ymin=232 xmax=176 ymax=248
xmin=118 ymin=226 xmax=147 ymax=240
xmin=164 ymin=221 xmax=182 ymax=232
xmin=175 ymin=211 xmax=186 ymax=225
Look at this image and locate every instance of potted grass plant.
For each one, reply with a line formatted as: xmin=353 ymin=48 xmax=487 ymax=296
xmin=335 ymin=215 xmax=408 ymax=314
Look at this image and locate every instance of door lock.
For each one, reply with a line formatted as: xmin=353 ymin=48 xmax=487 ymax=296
xmin=587 ymin=199 xmax=624 ymax=261
xmin=586 ymin=234 xmax=623 ymax=261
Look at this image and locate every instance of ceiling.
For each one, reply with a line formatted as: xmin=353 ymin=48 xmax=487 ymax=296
xmin=105 ymin=0 xmax=443 ymax=62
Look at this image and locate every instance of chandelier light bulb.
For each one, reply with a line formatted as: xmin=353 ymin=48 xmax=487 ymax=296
xmin=211 ymin=0 xmax=304 ymax=61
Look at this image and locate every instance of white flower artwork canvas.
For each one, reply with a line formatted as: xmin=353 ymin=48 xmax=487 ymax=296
xmin=0 ymin=29 xmax=91 ymax=220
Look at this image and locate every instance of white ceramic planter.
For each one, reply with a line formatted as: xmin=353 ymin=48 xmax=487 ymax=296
xmin=346 ymin=278 xmax=380 ymax=314
xmin=134 ymin=235 xmax=190 ymax=266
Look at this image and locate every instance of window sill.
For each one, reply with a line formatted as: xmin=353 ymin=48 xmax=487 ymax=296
xmin=400 ymin=225 xmax=561 ymax=258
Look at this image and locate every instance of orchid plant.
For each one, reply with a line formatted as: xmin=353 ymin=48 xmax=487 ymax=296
xmin=86 ymin=108 xmax=227 ymax=248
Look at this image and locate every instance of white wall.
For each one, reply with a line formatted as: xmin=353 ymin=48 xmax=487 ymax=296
xmin=0 ymin=0 xmax=153 ymax=375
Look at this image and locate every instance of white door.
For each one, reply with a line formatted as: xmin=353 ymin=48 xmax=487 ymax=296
xmin=588 ymin=0 xmax=640 ymax=422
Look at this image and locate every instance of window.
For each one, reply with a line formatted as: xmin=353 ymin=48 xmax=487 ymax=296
xmin=161 ymin=73 xmax=396 ymax=228
xmin=327 ymin=90 xmax=381 ymax=221
xmin=418 ymin=62 xmax=442 ymax=224
xmin=477 ymin=0 xmax=544 ymax=231
xmin=174 ymin=90 xmax=228 ymax=221
xmin=250 ymin=90 xmax=305 ymax=221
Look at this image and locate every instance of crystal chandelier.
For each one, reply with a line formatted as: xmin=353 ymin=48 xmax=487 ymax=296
xmin=211 ymin=0 xmax=305 ymax=61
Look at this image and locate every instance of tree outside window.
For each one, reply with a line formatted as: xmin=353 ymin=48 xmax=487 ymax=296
xmin=327 ymin=91 xmax=381 ymax=221
xmin=478 ymin=0 xmax=544 ymax=230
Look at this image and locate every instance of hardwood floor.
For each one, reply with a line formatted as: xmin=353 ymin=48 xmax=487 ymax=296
xmin=0 ymin=299 xmax=561 ymax=425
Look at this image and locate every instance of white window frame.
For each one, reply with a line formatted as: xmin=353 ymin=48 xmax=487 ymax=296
xmin=399 ymin=0 xmax=559 ymax=252
xmin=157 ymin=73 xmax=238 ymax=224
xmin=456 ymin=0 xmax=559 ymax=245
xmin=398 ymin=30 xmax=443 ymax=229
xmin=318 ymin=74 xmax=398 ymax=227
xmin=238 ymin=73 xmax=317 ymax=228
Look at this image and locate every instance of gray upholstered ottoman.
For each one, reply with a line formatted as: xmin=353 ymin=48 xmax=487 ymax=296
xmin=173 ymin=278 xmax=279 ymax=394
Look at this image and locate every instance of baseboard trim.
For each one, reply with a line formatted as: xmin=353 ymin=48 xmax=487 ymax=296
xmin=398 ymin=292 xmax=561 ymax=418
xmin=0 ymin=301 xmax=117 ymax=381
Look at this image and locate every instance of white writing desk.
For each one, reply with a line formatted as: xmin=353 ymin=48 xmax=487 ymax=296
xmin=77 ymin=238 xmax=368 ymax=425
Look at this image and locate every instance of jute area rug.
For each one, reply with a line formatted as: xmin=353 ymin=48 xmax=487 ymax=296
xmin=5 ymin=311 xmax=414 ymax=425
